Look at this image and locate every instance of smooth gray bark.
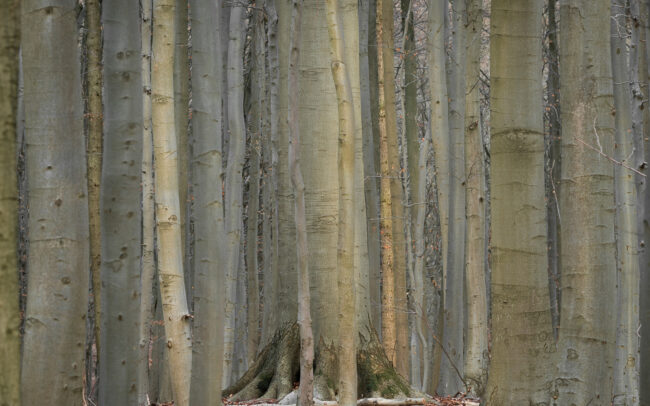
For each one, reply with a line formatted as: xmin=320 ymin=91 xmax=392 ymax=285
xmin=21 ymin=1 xmax=89 ymax=404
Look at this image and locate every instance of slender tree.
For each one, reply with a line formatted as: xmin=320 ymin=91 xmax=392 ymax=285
xmin=137 ymin=1 xmax=156 ymax=403
xmin=0 ymin=0 xmax=20 ymax=404
xmin=555 ymin=0 xmax=617 ymax=403
xmin=463 ymin=0 xmax=487 ymax=397
xmin=188 ymin=0 xmax=225 ymax=403
xmin=151 ymin=0 xmax=193 ymax=402
xmin=611 ymin=1 xmax=641 ymax=403
xmin=223 ymin=4 xmax=248 ymax=386
xmin=21 ymin=1 xmax=89 ymax=404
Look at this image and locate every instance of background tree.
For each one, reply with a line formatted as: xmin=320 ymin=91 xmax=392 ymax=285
xmin=0 ymin=0 xmax=20 ymax=403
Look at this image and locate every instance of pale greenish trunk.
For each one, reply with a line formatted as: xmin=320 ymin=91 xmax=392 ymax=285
xmin=138 ymin=1 xmax=155 ymax=402
xmin=189 ymin=0 xmax=225 ymax=403
xmin=174 ymin=0 xmax=190 ymax=290
xmin=463 ymin=0 xmax=487 ymax=397
xmin=555 ymin=1 xmax=617 ymax=403
xmin=21 ymin=2 xmax=89 ymax=404
xmin=151 ymin=0 xmax=193 ymax=402
xmin=611 ymin=2 xmax=641 ymax=403
xmin=427 ymin=0 xmax=450 ymax=392
xmin=0 ymin=1 xmax=20 ymax=403
xmin=326 ymin=0 xmax=359 ymax=403
xmin=223 ymin=6 xmax=248 ymax=387
xmin=486 ymin=1 xmax=553 ymax=404
xmin=100 ymin=0 xmax=143 ymax=403
xmin=438 ymin=0 xmax=466 ymax=395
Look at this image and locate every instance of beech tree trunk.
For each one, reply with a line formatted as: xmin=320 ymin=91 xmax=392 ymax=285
xmin=21 ymin=1 xmax=89 ymax=404
xmin=151 ymin=0 xmax=193 ymax=403
xmin=555 ymin=1 xmax=617 ymax=403
xmin=486 ymin=1 xmax=554 ymax=404
xmin=0 ymin=1 xmax=20 ymax=403
xmin=188 ymin=0 xmax=225 ymax=403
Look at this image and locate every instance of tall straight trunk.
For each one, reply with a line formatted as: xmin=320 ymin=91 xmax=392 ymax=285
xmin=247 ymin=8 xmax=265 ymax=362
xmin=0 ymin=1 xmax=20 ymax=403
xmin=174 ymin=0 xmax=190 ymax=284
xmin=261 ymin=0 xmax=280 ymax=346
xmin=637 ymin=1 xmax=650 ymax=403
xmin=290 ymin=3 xmax=314 ymax=405
xmin=326 ymin=1 xmax=359 ymax=403
xmin=188 ymin=0 xmax=224 ymax=403
xmin=151 ymin=0 xmax=192 ymax=403
xmin=438 ymin=0 xmax=467 ymax=394
xmin=486 ymin=1 xmax=553 ymax=404
xmin=545 ymin=0 xmax=561 ymax=339
xmin=86 ymin=0 xmax=103 ymax=368
xmin=611 ymin=2 xmax=641 ymax=403
xmin=376 ymin=0 xmax=396 ymax=365
xmin=358 ymin=0 xmax=382 ymax=337
xmin=276 ymin=0 xmax=299 ymax=330
xmin=100 ymin=0 xmax=144 ymax=403
xmin=138 ymin=1 xmax=156 ymax=402
xmin=556 ymin=0 xmax=617 ymax=403
xmin=383 ymin=0 xmax=409 ymax=378
xmin=463 ymin=0 xmax=487 ymax=397
xmin=427 ymin=0 xmax=450 ymax=392
xmin=223 ymin=6 xmax=248 ymax=387
xmin=21 ymin=1 xmax=89 ymax=404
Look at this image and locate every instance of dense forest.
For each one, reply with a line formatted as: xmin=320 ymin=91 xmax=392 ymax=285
xmin=1 ymin=0 xmax=650 ymax=405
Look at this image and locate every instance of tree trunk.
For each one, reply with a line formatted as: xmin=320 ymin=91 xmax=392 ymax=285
xmin=0 ymin=0 xmax=20 ymax=403
xmin=21 ymin=1 xmax=89 ymax=404
xmin=463 ymin=0 xmax=487 ymax=397
xmin=555 ymin=1 xmax=617 ymax=403
xmin=100 ymin=0 xmax=144 ymax=403
xmin=289 ymin=3 xmax=315 ymax=405
xmin=223 ymin=5 xmax=248 ymax=387
xmin=611 ymin=2 xmax=641 ymax=403
xmin=188 ymin=0 xmax=225 ymax=403
xmin=151 ymin=0 xmax=193 ymax=403
xmin=85 ymin=0 xmax=103 ymax=373
xmin=427 ymin=0 xmax=450 ymax=393
xmin=326 ymin=0 xmax=359 ymax=403
xmin=486 ymin=1 xmax=554 ymax=404
xmin=376 ymin=0 xmax=396 ymax=366
xmin=438 ymin=0 xmax=467 ymax=394
xmin=138 ymin=1 xmax=156 ymax=403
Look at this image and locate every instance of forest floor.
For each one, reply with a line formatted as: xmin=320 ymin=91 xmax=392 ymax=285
xmin=222 ymin=393 xmax=480 ymax=406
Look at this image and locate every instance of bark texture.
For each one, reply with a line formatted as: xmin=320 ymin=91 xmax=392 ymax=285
xmin=100 ymin=1 xmax=144 ymax=403
xmin=189 ymin=0 xmax=224 ymax=403
xmin=21 ymin=1 xmax=89 ymax=404
xmin=555 ymin=1 xmax=617 ymax=403
xmin=486 ymin=1 xmax=554 ymax=404
xmin=0 ymin=0 xmax=20 ymax=403
xmin=152 ymin=0 xmax=193 ymax=403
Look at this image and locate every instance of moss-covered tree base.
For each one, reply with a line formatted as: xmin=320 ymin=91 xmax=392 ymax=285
xmin=224 ymin=323 xmax=414 ymax=402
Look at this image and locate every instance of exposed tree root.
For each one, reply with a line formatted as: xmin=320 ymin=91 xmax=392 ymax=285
xmin=224 ymin=323 xmax=416 ymax=402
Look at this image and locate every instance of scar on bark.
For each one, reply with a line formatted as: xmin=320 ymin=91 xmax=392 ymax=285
xmin=224 ymin=323 xmax=414 ymax=401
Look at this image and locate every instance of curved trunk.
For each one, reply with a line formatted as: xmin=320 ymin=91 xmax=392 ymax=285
xmin=555 ymin=1 xmax=617 ymax=403
xmin=151 ymin=0 xmax=193 ymax=403
xmin=188 ymin=0 xmax=225 ymax=403
xmin=20 ymin=2 xmax=89 ymax=404
xmin=486 ymin=1 xmax=553 ymax=404
xmin=0 ymin=1 xmax=20 ymax=403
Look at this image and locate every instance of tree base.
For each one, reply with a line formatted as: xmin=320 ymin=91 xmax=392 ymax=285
xmin=224 ymin=323 xmax=414 ymax=401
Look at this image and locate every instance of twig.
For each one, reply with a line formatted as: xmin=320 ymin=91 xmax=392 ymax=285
xmin=575 ymin=137 xmax=646 ymax=177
